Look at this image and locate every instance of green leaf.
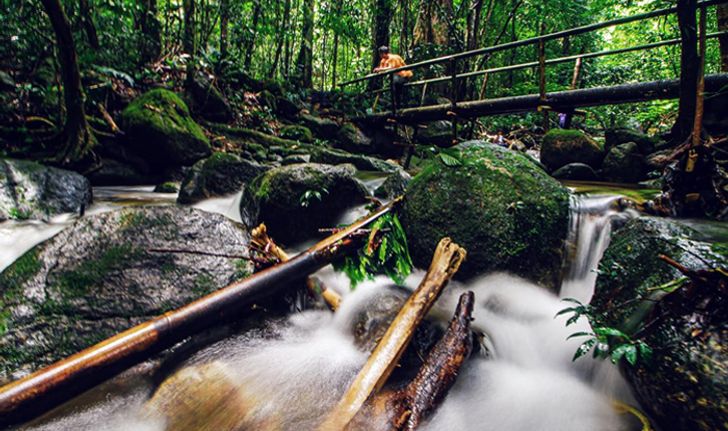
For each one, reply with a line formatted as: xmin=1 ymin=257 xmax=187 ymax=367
xmin=593 ymin=327 xmax=629 ymax=339
xmin=566 ymin=314 xmax=582 ymax=326
xmin=555 ymin=307 xmax=578 ymax=317
xmin=439 ymin=153 xmax=462 ymax=167
xmin=561 ymin=298 xmax=584 ymax=305
xmin=566 ymin=331 xmax=592 ymax=340
xmin=624 ymin=345 xmax=638 ymax=366
xmin=573 ymin=339 xmax=596 ymax=361
xmin=637 ymin=341 xmax=653 ymax=363
xmin=610 ymin=344 xmax=631 ymax=364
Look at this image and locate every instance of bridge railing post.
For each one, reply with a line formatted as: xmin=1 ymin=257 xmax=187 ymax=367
xmin=450 ymin=57 xmax=459 ymax=145
xmin=538 ymin=22 xmax=549 ymax=132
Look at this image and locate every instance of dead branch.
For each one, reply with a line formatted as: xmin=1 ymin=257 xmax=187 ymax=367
xmin=318 ymin=238 xmax=467 ymax=431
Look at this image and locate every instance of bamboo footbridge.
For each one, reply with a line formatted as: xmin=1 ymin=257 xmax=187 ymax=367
xmin=341 ymin=0 xmax=728 ymax=127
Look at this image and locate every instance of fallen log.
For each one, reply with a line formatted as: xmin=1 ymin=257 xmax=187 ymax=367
xmin=396 ymin=291 xmax=475 ymax=430
xmin=0 ymin=200 xmax=399 ymax=427
xmin=348 ymin=291 xmax=475 ymax=431
xmin=318 ymin=238 xmax=467 ymax=431
xmin=357 ymin=74 xmax=728 ymax=124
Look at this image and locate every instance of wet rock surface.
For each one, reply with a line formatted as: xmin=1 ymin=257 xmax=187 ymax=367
xmin=402 ymin=142 xmax=570 ymax=289
xmin=0 ymin=158 xmax=92 ymax=221
xmin=601 ymin=142 xmax=646 ymax=183
xmin=177 ymin=152 xmax=267 ymax=204
xmin=551 ymin=162 xmax=598 ymax=181
xmin=240 ymin=163 xmax=369 ymax=243
xmin=591 ymin=217 xmax=727 ymax=431
xmin=0 ymin=206 xmax=253 ymax=382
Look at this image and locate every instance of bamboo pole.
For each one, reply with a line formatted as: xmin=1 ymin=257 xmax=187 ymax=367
xmin=0 ymin=200 xmax=400 ymax=426
xmin=358 ymin=74 xmax=728 ymax=124
xmin=317 ymin=238 xmax=467 ymax=431
xmin=391 ymin=31 xmax=728 ymax=91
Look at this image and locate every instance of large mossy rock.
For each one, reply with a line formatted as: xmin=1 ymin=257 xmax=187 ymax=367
xmin=601 ymin=142 xmax=646 ymax=183
xmin=177 ymin=152 xmax=267 ymax=204
xmin=401 ymin=142 xmax=570 ymax=289
xmin=0 ymin=206 xmax=254 ymax=382
xmin=120 ymin=89 xmax=211 ymax=167
xmin=0 ymin=159 xmax=92 ymax=221
xmin=540 ymin=129 xmax=604 ymax=172
xmin=605 ymin=127 xmax=660 ymax=154
xmin=240 ymin=163 xmax=369 ymax=243
xmin=591 ymin=217 xmax=727 ymax=431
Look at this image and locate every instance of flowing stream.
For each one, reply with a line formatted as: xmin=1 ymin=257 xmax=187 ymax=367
xmin=3 ymin=188 xmax=649 ymax=431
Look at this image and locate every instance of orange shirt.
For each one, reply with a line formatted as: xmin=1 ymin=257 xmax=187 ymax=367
xmin=379 ymin=54 xmax=413 ymax=78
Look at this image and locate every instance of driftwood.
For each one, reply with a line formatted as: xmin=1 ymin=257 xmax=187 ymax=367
xmin=0 ymin=201 xmax=399 ymax=426
xmin=318 ymin=238 xmax=467 ymax=431
xmin=348 ymin=291 xmax=475 ymax=431
xmin=251 ymin=223 xmax=342 ymax=310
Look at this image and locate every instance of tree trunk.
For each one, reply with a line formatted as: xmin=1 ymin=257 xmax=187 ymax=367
xmin=270 ymin=0 xmax=291 ymax=77
xmin=672 ymin=0 xmax=698 ymax=144
xmin=183 ymin=0 xmax=196 ymax=87
xmin=39 ymin=0 xmax=95 ymax=167
xmin=244 ymin=0 xmax=262 ymax=70
xmin=78 ymin=0 xmax=100 ymax=50
xmin=399 ymin=0 xmax=410 ymax=53
xmin=139 ymin=0 xmax=162 ymax=65
xmin=295 ymin=0 xmax=315 ymax=88
xmin=413 ymin=0 xmax=453 ymax=47
xmin=718 ymin=3 xmax=728 ymax=72
xmin=464 ymin=0 xmax=484 ymax=97
xmin=219 ymin=0 xmax=229 ymax=61
xmin=370 ymin=0 xmax=394 ymax=90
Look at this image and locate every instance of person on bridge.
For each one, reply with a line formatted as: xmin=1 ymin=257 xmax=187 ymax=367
xmin=373 ymin=46 xmax=413 ymax=111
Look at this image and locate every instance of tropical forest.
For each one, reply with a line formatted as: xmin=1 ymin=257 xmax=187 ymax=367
xmin=0 ymin=0 xmax=726 ymax=430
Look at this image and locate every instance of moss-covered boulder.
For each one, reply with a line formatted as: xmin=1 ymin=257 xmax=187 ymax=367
xmin=540 ymin=129 xmax=604 ymax=172
xmin=120 ymin=89 xmax=211 ymax=167
xmin=335 ymin=122 xmax=373 ymax=153
xmin=401 ymin=142 xmax=570 ymax=288
xmin=177 ymin=152 xmax=266 ymax=204
xmin=187 ymin=73 xmax=233 ymax=122
xmin=279 ymin=125 xmax=314 ymax=143
xmin=551 ymin=162 xmax=598 ymax=181
xmin=239 ymin=163 xmax=369 ymax=243
xmin=601 ymin=142 xmax=646 ymax=183
xmin=0 ymin=159 xmax=91 ymax=221
xmin=605 ymin=127 xmax=660 ymax=154
xmin=0 ymin=206 xmax=254 ymax=383
xmin=154 ymin=181 xmax=179 ymax=193
xmin=300 ymin=113 xmax=339 ymax=140
xmin=590 ymin=217 xmax=727 ymax=431
xmin=374 ymin=169 xmax=411 ymax=200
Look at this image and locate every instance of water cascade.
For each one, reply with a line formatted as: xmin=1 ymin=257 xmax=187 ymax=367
xmin=8 ymin=192 xmax=646 ymax=431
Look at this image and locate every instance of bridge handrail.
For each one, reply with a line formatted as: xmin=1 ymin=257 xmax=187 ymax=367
xmin=339 ymin=0 xmax=726 ymax=87
xmin=380 ymin=30 xmax=728 ymax=91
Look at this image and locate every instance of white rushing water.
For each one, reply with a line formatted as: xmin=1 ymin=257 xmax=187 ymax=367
xmin=10 ymin=192 xmax=644 ymax=431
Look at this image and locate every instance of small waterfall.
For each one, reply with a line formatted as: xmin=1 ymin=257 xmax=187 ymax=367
xmin=560 ymin=194 xmax=637 ymax=303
